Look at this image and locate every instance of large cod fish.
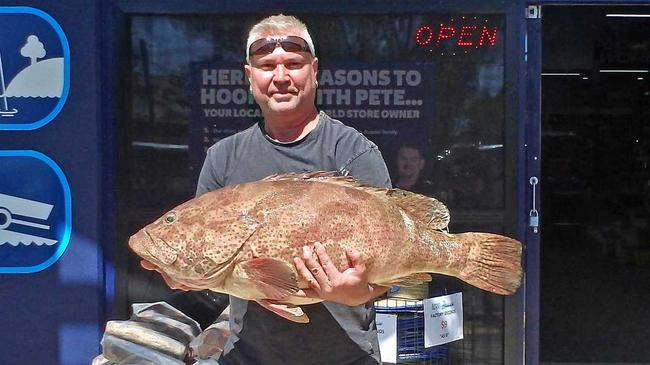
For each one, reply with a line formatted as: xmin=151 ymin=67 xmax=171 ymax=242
xmin=129 ymin=172 xmax=522 ymax=323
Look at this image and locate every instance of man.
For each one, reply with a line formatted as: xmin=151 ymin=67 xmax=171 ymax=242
xmin=194 ymin=14 xmax=391 ymax=364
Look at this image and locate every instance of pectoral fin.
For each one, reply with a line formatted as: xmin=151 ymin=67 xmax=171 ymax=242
xmin=256 ymin=300 xmax=310 ymax=323
xmin=377 ymin=273 xmax=432 ymax=287
xmin=240 ymin=258 xmax=300 ymax=299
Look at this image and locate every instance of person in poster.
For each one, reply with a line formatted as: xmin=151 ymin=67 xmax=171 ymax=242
xmin=392 ymin=143 xmax=437 ymax=197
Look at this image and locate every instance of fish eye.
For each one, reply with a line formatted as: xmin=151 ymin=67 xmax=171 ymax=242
xmin=164 ymin=212 xmax=177 ymax=224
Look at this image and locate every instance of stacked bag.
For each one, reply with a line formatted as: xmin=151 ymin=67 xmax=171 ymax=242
xmin=93 ymin=302 xmax=230 ymax=365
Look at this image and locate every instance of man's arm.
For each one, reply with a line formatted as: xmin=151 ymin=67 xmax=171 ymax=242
xmin=342 ymin=146 xmax=392 ymax=189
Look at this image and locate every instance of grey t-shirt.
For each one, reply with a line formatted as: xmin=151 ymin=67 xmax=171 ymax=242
xmin=196 ymin=111 xmax=391 ymax=365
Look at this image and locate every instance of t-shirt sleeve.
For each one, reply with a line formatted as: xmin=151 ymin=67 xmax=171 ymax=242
xmin=343 ymin=145 xmax=392 ymax=189
xmin=196 ymin=143 xmax=226 ymax=197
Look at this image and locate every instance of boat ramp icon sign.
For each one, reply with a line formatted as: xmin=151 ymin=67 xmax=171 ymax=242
xmin=0 ymin=7 xmax=70 ymax=130
xmin=0 ymin=151 xmax=72 ymax=273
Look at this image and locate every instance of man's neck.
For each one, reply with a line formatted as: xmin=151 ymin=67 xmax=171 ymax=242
xmin=263 ymin=108 xmax=320 ymax=143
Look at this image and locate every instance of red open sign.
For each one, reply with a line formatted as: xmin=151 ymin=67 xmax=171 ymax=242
xmin=415 ymin=23 xmax=498 ymax=48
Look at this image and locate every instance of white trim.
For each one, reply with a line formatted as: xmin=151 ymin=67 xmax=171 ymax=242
xmin=541 ymin=73 xmax=581 ymax=76
xmin=606 ymin=13 xmax=650 ymax=18
xmin=600 ymin=69 xmax=649 ymax=73
xmin=131 ymin=141 xmax=189 ymax=150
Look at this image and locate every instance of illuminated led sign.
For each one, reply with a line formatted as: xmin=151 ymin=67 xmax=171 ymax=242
xmin=415 ymin=16 xmax=499 ymax=53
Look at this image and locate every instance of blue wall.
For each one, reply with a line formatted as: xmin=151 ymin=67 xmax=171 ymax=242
xmin=0 ymin=1 xmax=105 ymax=364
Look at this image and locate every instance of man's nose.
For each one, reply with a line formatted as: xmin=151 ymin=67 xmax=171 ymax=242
xmin=273 ymin=64 xmax=290 ymax=82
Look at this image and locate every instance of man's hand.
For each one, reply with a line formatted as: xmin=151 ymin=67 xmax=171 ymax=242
xmin=292 ymin=242 xmax=388 ymax=306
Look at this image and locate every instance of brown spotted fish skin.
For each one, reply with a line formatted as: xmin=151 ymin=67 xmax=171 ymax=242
xmin=129 ymin=172 xmax=522 ymax=310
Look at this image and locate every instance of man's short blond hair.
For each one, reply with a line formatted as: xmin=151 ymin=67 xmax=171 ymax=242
xmin=246 ymin=14 xmax=316 ymax=62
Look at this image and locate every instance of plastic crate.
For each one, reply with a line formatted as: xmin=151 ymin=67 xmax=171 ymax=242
xmin=375 ymin=299 xmax=448 ymax=363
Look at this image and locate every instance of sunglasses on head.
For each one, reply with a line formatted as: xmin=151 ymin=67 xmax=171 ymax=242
xmin=248 ymin=36 xmax=313 ymax=58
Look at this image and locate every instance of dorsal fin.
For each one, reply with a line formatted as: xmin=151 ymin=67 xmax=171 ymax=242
xmin=387 ymin=189 xmax=450 ymax=230
xmin=261 ymin=172 xmax=450 ymax=229
xmin=262 ymin=171 xmax=343 ymax=182
xmin=261 ymin=171 xmax=376 ymax=190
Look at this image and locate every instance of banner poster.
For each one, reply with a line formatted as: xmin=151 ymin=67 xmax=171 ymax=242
xmin=188 ymin=62 xmax=435 ymax=182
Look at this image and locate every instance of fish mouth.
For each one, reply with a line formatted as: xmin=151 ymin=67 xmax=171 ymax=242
xmin=128 ymin=229 xmax=149 ymax=257
xmin=143 ymin=230 xmax=155 ymax=248
xmin=140 ymin=259 xmax=159 ymax=271
xmin=128 ymin=229 xmax=174 ymax=267
xmin=134 ymin=228 xmax=234 ymax=289
xmin=142 ymin=231 xmax=158 ymax=264
xmin=132 ymin=229 xmax=191 ymax=289
xmin=127 ymin=230 xmax=160 ymax=271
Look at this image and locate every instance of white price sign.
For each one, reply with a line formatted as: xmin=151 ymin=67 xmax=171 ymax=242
xmin=424 ymin=292 xmax=464 ymax=347
xmin=376 ymin=313 xmax=397 ymax=363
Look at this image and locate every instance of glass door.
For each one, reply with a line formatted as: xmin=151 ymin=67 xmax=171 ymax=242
xmin=536 ymin=4 xmax=650 ymax=363
xmin=112 ymin=2 xmax=528 ymax=363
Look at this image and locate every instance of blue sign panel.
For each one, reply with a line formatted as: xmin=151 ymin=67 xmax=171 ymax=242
xmin=0 ymin=150 xmax=72 ymax=273
xmin=0 ymin=7 xmax=70 ymax=130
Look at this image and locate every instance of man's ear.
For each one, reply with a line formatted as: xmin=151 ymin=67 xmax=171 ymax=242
xmin=244 ymin=64 xmax=252 ymax=82
xmin=312 ymin=57 xmax=319 ymax=79
xmin=244 ymin=64 xmax=253 ymax=92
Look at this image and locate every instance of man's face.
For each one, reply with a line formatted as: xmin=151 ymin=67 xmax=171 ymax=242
xmin=244 ymin=32 xmax=318 ymax=118
xmin=397 ymin=147 xmax=425 ymax=178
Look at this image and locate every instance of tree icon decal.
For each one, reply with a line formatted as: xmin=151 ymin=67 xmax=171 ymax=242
xmin=20 ymin=35 xmax=46 ymax=65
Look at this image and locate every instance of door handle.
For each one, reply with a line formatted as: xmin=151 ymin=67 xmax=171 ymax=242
xmin=529 ymin=176 xmax=539 ymax=233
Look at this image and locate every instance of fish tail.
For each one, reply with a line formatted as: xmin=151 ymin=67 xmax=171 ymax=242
xmin=457 ymin=233 xmax=523 ymax=295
